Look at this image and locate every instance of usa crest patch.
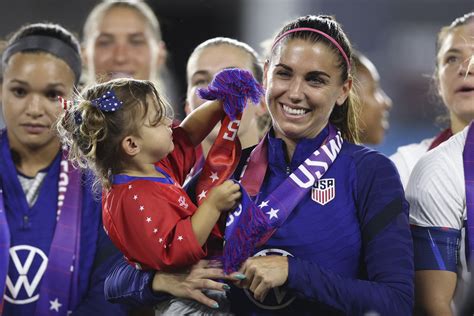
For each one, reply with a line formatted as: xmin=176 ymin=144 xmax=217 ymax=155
xmin=311 ymin=178 xmax=335 ymax=205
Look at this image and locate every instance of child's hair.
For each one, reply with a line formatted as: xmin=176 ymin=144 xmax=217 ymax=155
xmin=57 ymin=78 xmax=173 ymax=191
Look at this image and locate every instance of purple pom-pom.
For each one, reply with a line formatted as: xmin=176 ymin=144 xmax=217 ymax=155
xmin=197 ymin=68 xmax=264 ymax=120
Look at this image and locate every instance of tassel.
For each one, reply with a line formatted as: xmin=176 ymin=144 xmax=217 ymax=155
xmin=198 ymin=68 xmax=264 ymax=120
xmin=222 ymin=191 xmax=273 ymax=274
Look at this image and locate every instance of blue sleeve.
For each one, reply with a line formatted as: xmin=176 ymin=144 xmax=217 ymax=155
xmin=287 ymin=151 xmax=414 ymax=315
xmin=411 ymin=225 xmax=460 ymax=272
xmin=71 ymin=175 xmax=129 ymax=315
xmin=104 ymin=257 xmax=171 ymax=306
xmin=72 ymin=227 xmax=130 ymax=315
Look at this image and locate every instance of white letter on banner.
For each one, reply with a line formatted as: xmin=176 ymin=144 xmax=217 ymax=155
xmin=223 ymin=120 xmax=240 ymax=141
xmin=290 ymin=165 xmax=315 ymax=188
xmin=322 ymin=139 xmax=340 ymax=162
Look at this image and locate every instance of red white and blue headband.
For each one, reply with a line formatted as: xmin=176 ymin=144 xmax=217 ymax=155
xmin=271 ymin=27 xmax=351 ymax=73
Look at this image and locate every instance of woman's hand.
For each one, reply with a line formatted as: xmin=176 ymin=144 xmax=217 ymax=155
xmin=237 ymin=255 xmax=289 ymax=302
xmin=151 ymin=260 xmax=241 ymax=308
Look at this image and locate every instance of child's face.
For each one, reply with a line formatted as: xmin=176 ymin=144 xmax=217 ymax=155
xmin=137 ymin=97 xmax=174 ymax=162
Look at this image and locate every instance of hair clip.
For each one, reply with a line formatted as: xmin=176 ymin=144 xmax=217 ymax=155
xmin=74 ymin=111 xmax=83 ymax=125
xmin=58 ymin=96 xmax=82 ymax=125
xmin=91 ymin=90 xmax=123 ymax=112
xmin=58 ymin=96 xmax=75 ymax=110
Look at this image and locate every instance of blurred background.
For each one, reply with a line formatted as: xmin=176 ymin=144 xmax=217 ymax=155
xmin=0 ymin=0 xmax=472 ymax=155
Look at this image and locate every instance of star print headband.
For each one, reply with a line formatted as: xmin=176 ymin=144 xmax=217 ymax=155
xmin=91 ymin=90 xmax=124 ymax=112
xmin=271 ymin=27 xmax=351 ymax=72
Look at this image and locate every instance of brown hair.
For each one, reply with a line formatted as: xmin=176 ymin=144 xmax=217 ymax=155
xmin=433 ymin=12 xmax=474 ymax=126
xmin=57 ymin=78 xmax=172 ymax=191
xmin=271 ymin=15 xmax=360 ymax=143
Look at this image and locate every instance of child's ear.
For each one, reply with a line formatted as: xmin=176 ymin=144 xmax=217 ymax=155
xmin=121 ymin=136 xmax=140 ymax=156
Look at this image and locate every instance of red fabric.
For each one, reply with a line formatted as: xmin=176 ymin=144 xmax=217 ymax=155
xmin=156 ymin=127 xmax=197 ymax=185
xmin=428 ymin=128 xmax=453 ymax=151
xmin=102 ymin=127 xmax=211 ymax=271
xmin=195 ymin=115 xmax=243 ymax=239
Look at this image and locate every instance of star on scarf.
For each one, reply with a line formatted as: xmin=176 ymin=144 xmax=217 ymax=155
xmin=50 ymin=298 xmax=62 ymax=312
xmin=209 ymin=172 xmax=219 ymax=183
xmin=266 ymin=208 xmax=279 ymax=220
xmin=198 ymin=190 xmax=207 ymax=200
xmin=258 ymin=200 xmax=269 ymax=209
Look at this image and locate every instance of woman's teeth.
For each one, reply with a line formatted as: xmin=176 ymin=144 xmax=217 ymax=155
xmin=283 ymin=104 xmax=307 ymax=116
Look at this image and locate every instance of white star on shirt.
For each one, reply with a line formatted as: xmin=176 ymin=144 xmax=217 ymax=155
xmin=128 ymin=185 xmax=133 ymax=190
xmin=50 ymin=298 xmax=62 ymax=312
xmin=133 ymin=195 xmax=138 ymax=200
xmin=159 ymin=238 xmax=163 ymax=243
xmin=139 ymin=205 xmax=144 ymax=211
xmin=153 ymin=228 xmax=158 ymax=234
xmin=146 ymin=217 xmax=152 ymax=223
xmin=177 ymin=235 xmax=183 ymax=241
xmin=209 ymin=172 xmax=219 ymax=183
xmin=198 ymin=190 xmax=207 ymax=200
xmin=266 ymin=208 xmax=279 ymax=220
xmin=258 ymin=200 xmax=269 ymax=209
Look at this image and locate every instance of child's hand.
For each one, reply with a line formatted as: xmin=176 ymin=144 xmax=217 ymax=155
xmin=206 ymin=180 xmax=241 ymax=212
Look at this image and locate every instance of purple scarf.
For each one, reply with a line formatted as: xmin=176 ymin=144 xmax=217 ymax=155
xmin=463 ymin=122 xmax=474 ymax=263
xmin=0 ymin=131 xmax=82 ymax=316
xmin=223 ymin=125 xmax=343 ymax=273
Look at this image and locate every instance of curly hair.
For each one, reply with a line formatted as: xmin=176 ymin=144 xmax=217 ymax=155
xmin=56 ymin=78 xmax=173 ymax=191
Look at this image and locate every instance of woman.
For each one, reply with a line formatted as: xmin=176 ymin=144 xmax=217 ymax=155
xmin=390 ymin=12 xmax=474 ymax=188
xmin=105 ymin=15 xmax=414 ymax=315
xmin=0 ymin=23 xmax=127 ymax=316
xmin=353 ymin=51 xmax=392 ymax=145
xmin=82 ymin=0 xmax=167 ymax=85
xmin=184 ymin=37 xmax=267 ymax=178
xmin=406 ymin=14 xmax=474 ymax=315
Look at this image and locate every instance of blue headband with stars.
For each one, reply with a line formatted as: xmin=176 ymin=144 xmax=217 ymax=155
xmin=91 ymin=90 xmax=123 ymax=112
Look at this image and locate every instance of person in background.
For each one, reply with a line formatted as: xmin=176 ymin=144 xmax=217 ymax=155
xmin=81 ymin=0 xmax=178 ymax=107
xmin=390 ymin=12 xmax=474 ymax=188
xmin=407 ymin=24 xmax=474 ymax=315
xmin=0 ymin=22 xmax=127 ymax=316
xmin=184 ymin=37 xmax=267 ymax=159
xmin=353 ymin=51 xmax=392 ymax=145
xmin=104 ymin=15 xmax=413 ymax=315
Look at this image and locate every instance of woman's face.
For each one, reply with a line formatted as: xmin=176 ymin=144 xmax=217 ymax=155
xmin=264 ymin=38 xmax=350 ymax=142
xmin=2 ymin=53 xmax=75 ymax=152
xmin=87 ymin=7 xmax=161 ymax=82
xmin=357 ymin=58 xmax=392 ymax=145
xmin=437 ymin=21 xmax=474 ymax=125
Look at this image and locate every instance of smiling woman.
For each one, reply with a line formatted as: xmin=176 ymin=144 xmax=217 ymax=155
xmin=82 ymin=0 xmax=166 ymax=84
xmin=101 ymin=15 xmax=414 ymax=316
xmin=0 ymin=23 xmax=127 ymax=316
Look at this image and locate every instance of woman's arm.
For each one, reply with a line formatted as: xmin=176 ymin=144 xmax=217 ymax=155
xmin=72 ymin=227 xmax=129 ymax=315
xmin=238 ymin=207 xmax=414 ymax=315
xmin=414 ymin=270 xmax=456 ymax=315
xmin=180 ymin=99 xmax=224 ymax=147
xmin=105 ymin=258 xmax=243 ymax=308
xmin=236 ymin=152 xmax=414 ymax=315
